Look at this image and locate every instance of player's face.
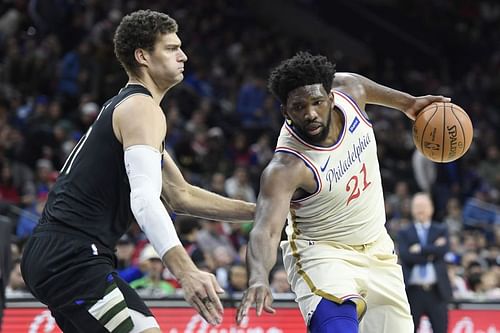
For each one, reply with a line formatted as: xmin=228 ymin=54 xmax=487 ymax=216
xmin=283 ymin=84 xmax=334 ymax=144
xmin=147 ymin=33 xmax=187 ymax=89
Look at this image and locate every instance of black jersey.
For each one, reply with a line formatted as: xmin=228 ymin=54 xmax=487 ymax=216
xmin=40 ymin=84 xmax=155 ymax=249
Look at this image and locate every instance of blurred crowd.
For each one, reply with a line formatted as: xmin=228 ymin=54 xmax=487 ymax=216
xmin=0 ymin=0 xmax=498 ymax=302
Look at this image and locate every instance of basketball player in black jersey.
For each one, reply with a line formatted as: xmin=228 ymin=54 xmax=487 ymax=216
xmin=21 ymin=10 xmax=255 ymax=332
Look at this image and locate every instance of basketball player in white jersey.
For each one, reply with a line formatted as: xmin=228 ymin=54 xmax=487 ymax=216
xmin=236 ymin=52 xmax=450 ymax=332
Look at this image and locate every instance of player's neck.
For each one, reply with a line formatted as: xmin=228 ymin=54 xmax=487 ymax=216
xmin=128 ymin=76 xmax=168 ymax=105
xmin=323 ymin=107 xmax=344 ymax=146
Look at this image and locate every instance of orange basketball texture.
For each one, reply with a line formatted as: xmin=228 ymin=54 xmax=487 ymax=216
xmin=412 ymin=102 xmax=473 ymax=163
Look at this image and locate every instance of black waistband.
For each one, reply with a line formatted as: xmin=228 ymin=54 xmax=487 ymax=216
xmin=33 ymin=223 xmax=110 ymax=250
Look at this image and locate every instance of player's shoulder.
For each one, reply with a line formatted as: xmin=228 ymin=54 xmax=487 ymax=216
xmin=332 ymin=72 xmax=365 ymax=102
xmin=116 ymin=93 xmax=158 ymax=114
xmin=114 ymin=93 xmax=162 ymax=124
xmin=265 ymin=152 xmax=309 ymax=179
xmin=261 ymin=152 xmax=313 ymax=192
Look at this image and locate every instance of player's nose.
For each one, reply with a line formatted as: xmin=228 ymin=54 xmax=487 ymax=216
xmin=179 ymin=48 xmax=188 ymax=62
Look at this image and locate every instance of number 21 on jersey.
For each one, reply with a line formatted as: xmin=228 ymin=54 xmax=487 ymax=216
xmin=345 ymin=163 xmax=371 ymax=206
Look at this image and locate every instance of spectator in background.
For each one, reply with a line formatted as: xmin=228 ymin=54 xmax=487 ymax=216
xmin=57 ymin=39 xmax=94 ymax=108
xmin=204 ymin=127 xmax=230 ymax=175
xmin=207 ymin=172 xmax=228 ymax=196
xmin=227 ymin=133 xmax=253 ymax=167
xmin=477 ymin=145 xmax=500 ymax=190
xmin=386 ymin=181 xmax=412 ymax=219
xmin=462 ymin=186 xmax=499 ymax=242
xmin=398 ymin=192 xmax=452 ymax=333
xmin=130 ymin=244 xmax=176 ymax=298
xmin=34 ymin=158 xmax=56 ymax=194
xmin=236 ymin=75 xmax=268 ymax=130
xmin=16 ymin=190 xmax=48 ymax=240
xmin=224 ymin=167 xmax=256 ymax=203
xmin=5 ymin=259 xmax=31 ymax=298
xmin=227 ymin=264 xmax=248 ymax=295
xmin=412 ymin=149 xmax=436 ymax=193
xmin=445 ymin=253 xmax=472 ymax=299
xmin=197 ymin=220 xmax=237 ymax=259
xmin=0 ymin=218 xmax=11 ymax=331
xmin=0 ymin=161 xmax=20 ymax=205
xmin=249 ymin=133 xmax=274 ymax=169
xmin=478 ymin=270 xmax=500 ymax=299
xmin=270 ymin=267 xmax=291 ymax=294
xmin=7 ymin=158 xmax=36 ymax=207
xmin=176 ymin=216 xmax=205 ymax=266
xmin=211 ymin=245 xmax=237 ymax=290
xmin=443 ymin=197 xmax=464 ymax=237
xmin=116 ymin=234 xmax=142 ymax=283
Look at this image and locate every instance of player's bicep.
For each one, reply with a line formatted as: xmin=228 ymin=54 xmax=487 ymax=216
xmin=334 ymin=72 xmax=368 ymax=110
xmin=254 ymin=159 xmax=303 ymax=234
xmin=113 ymin=95 xmax=166 ymax=150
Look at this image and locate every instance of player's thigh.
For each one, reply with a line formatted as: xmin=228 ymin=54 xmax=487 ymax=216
xmin=361 ymin=264 xmax=413 ymax=332
xmin=114 ymin=274 xmax=161 ymax=332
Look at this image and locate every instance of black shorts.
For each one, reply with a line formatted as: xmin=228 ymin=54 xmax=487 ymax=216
xmin=21 ymin=225 xmax=153 ymax=333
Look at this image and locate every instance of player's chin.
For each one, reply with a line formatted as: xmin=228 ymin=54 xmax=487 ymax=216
xmin=306 ymin=131 xmax=325 ymax=143
xmin=169 ymin=74 xmax=184 ymax=87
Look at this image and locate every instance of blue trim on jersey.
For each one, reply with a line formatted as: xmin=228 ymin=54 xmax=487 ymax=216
xmin=275 ymin=149 xmax=320 ymax=202
xmin=309 ymin=298 xmax=358 ymax=333
xmin=336 ymin=90 xmax=372 ymax=125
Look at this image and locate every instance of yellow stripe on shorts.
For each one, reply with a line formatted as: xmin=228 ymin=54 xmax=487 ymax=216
xmin=289 ymin=210 xmax=367 ymax=320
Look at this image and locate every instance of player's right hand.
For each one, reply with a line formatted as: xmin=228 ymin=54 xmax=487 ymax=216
xmin=236 ymin=282 xmax=276 ymax=325
xmin=179 ymin=270 xmax=224 ymax=326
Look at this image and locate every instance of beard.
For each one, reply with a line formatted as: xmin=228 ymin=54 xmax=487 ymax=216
xmin=294 ymin=110 xmax=332 ymax=145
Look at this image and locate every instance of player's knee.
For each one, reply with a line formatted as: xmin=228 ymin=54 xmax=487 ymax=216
xmin=309 ymin=299 xmax=358 ymax=333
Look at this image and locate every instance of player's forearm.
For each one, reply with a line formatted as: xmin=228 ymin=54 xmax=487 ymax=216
xmin=355 ymin=73 xmax=416 ymax=111
xmin=246 ymin=229 xmax=280 ymax=285
xmin=168 ymin=184 xmax=255 ymax=222
xmin=162 ymin=245 xmax=198 ymax=280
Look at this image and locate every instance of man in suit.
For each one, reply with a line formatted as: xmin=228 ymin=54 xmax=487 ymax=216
xmin=398 ymin=192 xmax=452 ymax=333
xmin=0 ymin=217 xmax=12 ymax=331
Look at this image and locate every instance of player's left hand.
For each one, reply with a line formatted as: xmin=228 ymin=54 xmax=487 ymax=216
xmin=403 ymin=95 xmax=451 ymax=120
xmin=179 ymin=269 xmax=225 ymax=325
xmin=236 ymin=283 xmax=276 ymax=325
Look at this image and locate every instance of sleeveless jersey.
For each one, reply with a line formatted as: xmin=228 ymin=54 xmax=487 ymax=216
xmin=40 ymin=84 xmax=156 ymax=249
xmin=276 ymin=90 xmax=386 ymax=245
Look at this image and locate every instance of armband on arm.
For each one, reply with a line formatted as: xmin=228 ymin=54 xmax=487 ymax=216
xmin=124 ymin=145 xmax=181 ymax=258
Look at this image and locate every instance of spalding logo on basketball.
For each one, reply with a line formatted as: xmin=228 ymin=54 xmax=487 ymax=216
xmin=412 ymin=102 xmax=473 ymax=163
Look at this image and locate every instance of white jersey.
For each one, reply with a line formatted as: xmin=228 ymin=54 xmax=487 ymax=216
xmin=276 ymin=90 xmax=386 ymax=245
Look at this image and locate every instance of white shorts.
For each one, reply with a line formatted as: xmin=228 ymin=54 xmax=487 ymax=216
xmin=280 ymin=231 xmax=413 ymax=333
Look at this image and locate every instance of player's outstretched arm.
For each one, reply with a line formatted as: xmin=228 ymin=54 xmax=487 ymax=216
xmin=334 ymin=72 xmax=450 ymax=120
xmin=115 ymin=96 xmax=224 ymax=325
xmin=236 ymin=154 xmax=305 ymax=325
xmin=160 ymin=151 xmax=255 ymax=222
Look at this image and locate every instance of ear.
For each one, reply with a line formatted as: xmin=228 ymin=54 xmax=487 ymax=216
xmin=280 ymin=105 xmax=292 ymax=125
xmin=280 ymin=104 xmax=288 ymax=119
xmin=134 ymin=48 xmax=149 ymax=67
xmin=329 ymin=89 xmax=335 ymax=102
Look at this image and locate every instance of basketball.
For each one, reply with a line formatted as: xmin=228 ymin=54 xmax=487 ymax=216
xmin=412 ymin=102 xmax=473 ymax=163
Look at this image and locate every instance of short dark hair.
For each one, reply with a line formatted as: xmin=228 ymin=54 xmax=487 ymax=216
xmin=268 ymin=51 xmax=336 ymax=104
xmin=113 ymin=9 xmax=178 ymax=76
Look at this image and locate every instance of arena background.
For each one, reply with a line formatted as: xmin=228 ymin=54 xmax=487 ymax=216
xmin=0 ymin=0 xmax=498 ymax=332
